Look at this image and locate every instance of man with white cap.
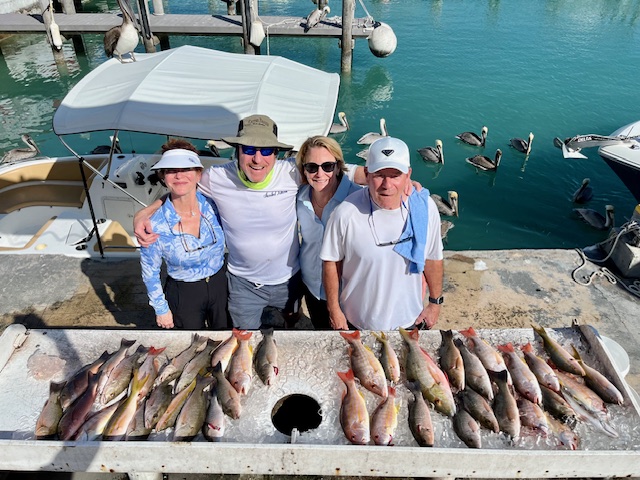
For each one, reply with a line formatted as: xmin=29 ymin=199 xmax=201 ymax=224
xmin=135 ymin=114 xmax=364 ymax=330
xmin=320 ymin=136 xmax=444 ymax=331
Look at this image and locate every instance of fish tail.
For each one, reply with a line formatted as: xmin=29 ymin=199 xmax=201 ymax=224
xmin=521 ymin=342 xmax=533 ymax=353
xmin=49 ymin=380 xmax=66 ymax=395
xmin=388 ymin=385 xmax=397 ymax=397
xmin=232 ymin=329 xmax=252 ymax=341
xmin=487 ymin=369 xmax=508 ymax=383
xmin=148 ymin=346 xmax=167 ymax=356
xmin=441 ymin=329 xmax=453 ymax=341
xmin=497 ymin=342 xmax=514 ymax=353
xmin=453 ymin=338 xmax=464 ymax=348
xmin=532 ymin=324 xmax=547 ymax=339
xmin=570 ymin=345 xmax=583 ymax=361
xmin=371 ymin=331 xmax=384 ymax=343
xmin=339 ymin=330 xmax=361 ymax=343
xmin=337 ymin=369 xmax=355 ymax=383
xmin=120 ymin=338 xmax=136 ymax=349
xmin=459 ymin=327 xmax=476 ymax=338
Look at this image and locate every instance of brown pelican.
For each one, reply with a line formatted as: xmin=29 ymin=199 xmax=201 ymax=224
xmin=356 ymin=148 xmax=369 ymax=160
xmin=357 ymin=118 xmax=388 ymax=145
xmin=104 ymin=0 xmax=140 ymax=63
xmin=1 ymin=134 xmax=39 ymax=163
xmin=456 ymin=126 xmax=488 ymax=147
xmin=466 ymin=149 xmax=502 ymax=171
xmin=417 ymin=139 xmax=444 ymax=164
xmin=574 ymin=205 xmax=614 ymax=230
xmin=304 ymin=5 xmax=330 ymax=32
xmin=431 ymin=191 xmax=459 ymax=217
xmin=440 ymin=220 xmax=455 ymax=240
xmin=206 ymin=139 xmax=232 ymax=152
xmin=329 ymin=112 xmax=349 ymax=134
xmin=572 ymin=178 xmax=593 ymax=204
xmin=510 ymin=132 xmax=534 ymax=155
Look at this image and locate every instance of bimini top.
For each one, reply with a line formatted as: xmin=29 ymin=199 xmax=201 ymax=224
xmin=53 ymin=45 xmax=340 ymax=150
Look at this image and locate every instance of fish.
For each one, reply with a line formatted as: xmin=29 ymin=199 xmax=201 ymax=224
xmin=372 ymin=331 xmax=401 ymax=384
xmin=532 ymin=325 xmax=585 ymax=376
xmin=102 ymin=369 xmax=150 ymax=441
xmin=211 ymin=362 xmax=242 ymax=420
xmin=126 ymin=400 xmax=152 ymax=441
xmin=340 ymin=331 xmax=388 ymax=398
xmin=57 ymin=371 xmax=102 ymax=440
xmin=438 ymin=330 xmax=465 ymax=392
xmin=458 ymin=388 xmax=499 ymax=433
xmin=371 ymin=385 xmax=399 ymax=446
xmin=155 ymin=333 xmax=209 ymax=386
xmin=35 ymin=381 xmax=65 ymax=439
xmin=155 ymin=377 xmax=197 ymax=432
xmin=70 ymin=400 xmax=121 ymax=441
xmin=96 ymin=338 xmax=137 ymax=400
xmin=571 ymin=346 xmax=624 ymax=405
xmin=133 ymin=346 xmax=166 ymax=400
xmin=517 ymin=397 xmax=550 ymax=435
xmin=59 ymin=350 xmax=110 ymax=410
xmin=407 ymin=381 xmax=434 ymax=447
xmin=546 ymin=413 xmax=579 ymax=450
xmin=143 ymin=380 xmax=174 ymax=430
xmin=453 ymin=408 xmax=482 ymax=448
xmin=174 ymin=373 xmax=214 ymax=441
xmin=98 ymin=344 xmax=148 ymax=406
xmin=539 ymin=384 xmax=577 ymax=427
xmin=210 ymin=332 xmax=239 ymax=372
xmin=176 ymin=338 xmax=219 ymax=393
xmin=202 ymin=383 xmax=226 ymax=442
xmin=337 ymin=369 xmax=370 ymax=445
xmin=254 ymin=328 xmax=279 ymax=386
xmin=521 ymin=342 xmax=560 ymax=392
xmin=227 ymin=329 xmax=253 ymax=395
xmin=498 ymin=343 xmax=542 ymax=404
xmin=400 ymin=327 xmax=456 ymax=417
xmin=454 ymin=338 xmax=493 ymax=401
xmin=459 ymin=327 xmax=511 ymax=384
xmin=489 ymin=369 xmax=520 ymax=439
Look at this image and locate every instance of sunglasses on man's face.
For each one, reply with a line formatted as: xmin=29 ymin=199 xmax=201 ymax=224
xmin=303 ymin=161 xmax=338 ymax=174
xmin=241 ymin=145 xmax=277 ymax=156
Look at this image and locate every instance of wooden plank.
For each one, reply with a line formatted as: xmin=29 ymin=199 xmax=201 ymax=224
xmin=0 ymin=13 xmax=374 ymax=37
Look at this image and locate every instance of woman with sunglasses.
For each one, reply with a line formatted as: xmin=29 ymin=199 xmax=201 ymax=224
xmin=296 ymin=136 xmax=362 ymax=329
xmin=140 ymin=140 xmax=228 ymax=330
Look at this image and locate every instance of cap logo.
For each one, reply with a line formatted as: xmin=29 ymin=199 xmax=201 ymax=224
xmin=381 ymin=149 xmax=395 ymax=157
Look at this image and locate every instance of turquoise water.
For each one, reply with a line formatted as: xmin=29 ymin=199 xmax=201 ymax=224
xmin=1 ymin=0 xmax=639 ymax=250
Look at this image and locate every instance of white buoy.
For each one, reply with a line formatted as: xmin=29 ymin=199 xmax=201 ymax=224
xmin=249 ymin=20 xmax=266 ymax=47
xmin=368 ymin=22 xmax=397 ymax=58
xmin=49 ymin=19 xmax=63 ymax=51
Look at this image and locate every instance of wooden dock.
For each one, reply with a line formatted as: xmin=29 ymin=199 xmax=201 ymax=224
xmin=0 ymin=13 xmax=374 ymax=37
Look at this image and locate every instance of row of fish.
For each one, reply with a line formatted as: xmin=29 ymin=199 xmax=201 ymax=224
xmin=336 ymin=326 xmax=626 ymax=449
xmin=35 ymin=328 xmax=279 ymax=442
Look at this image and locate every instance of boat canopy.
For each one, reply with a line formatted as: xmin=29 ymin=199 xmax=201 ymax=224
xmin=53 ymin=45 xmax=341 ymax=150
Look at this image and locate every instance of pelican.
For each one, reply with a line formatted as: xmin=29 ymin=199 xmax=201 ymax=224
xmin=466 ymin=149 xmax=502 ymax=171
xmin=304 ymin=5 xmax=330 ymax=32
xmin=417 ymin=139 xmax=444 ymax=164
xmin=456 ymin=126 xmax=488 ymax=147
xmin=357 ymin=118 xmax=388 ymax=145
xmin=329 ymin=112 xmax=349 ymax=134
xmin=572 ymin=178 xmax=593 ymax=204
xmin=510 ymin=132 xmax=534 ymax=155
xmin=206 ymin=139 xmax=232 ymax=152
xmin=1 ymin=134 xmax=39 ymax=163
xmin=104 ymin=0 xmax=140 ymax=63
xmin=356 ymin=148 xmax=369 ymax=160
xmin=431 ymin=191 xmax=459 ymax=217
xmin=574 ymin=205 xmax=614 ymax=231
xmin=440 ymin=220 xmax=455 ymax=241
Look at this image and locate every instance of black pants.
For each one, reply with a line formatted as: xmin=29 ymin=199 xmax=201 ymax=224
xmin=303 ymin=284 xmax=331 ymax=330
xmin=164 ymin=266 xmax=230 ymax=330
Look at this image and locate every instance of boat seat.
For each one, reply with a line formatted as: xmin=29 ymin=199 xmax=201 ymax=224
xmin=94 ymin=220 xmax=138 ymax=252
xmin=0 ymin=216 xmax=57 ymax=251
xmin=0 ymin=183 xmax=85 ymax=214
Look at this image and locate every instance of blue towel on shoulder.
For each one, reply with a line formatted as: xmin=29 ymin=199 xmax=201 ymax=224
xmin=394 ymin=187 xmax=430 ymax=273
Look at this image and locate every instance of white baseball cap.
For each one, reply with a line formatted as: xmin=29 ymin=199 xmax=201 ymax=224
xmin=366 ymin=137 xmax=411 ymax=173
xmin=151 ymin=149 xmax=203 ymax=170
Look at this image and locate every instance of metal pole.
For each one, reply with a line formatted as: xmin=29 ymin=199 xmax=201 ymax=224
xmin=341 ymin=0 xmax=355 ymax=74
xmin=152 ymin=0 xmax=164 ymax=15
xmin=59 ymin=0 xmax=76 ymax=13
xmin=239 ymin=0 xmax=256 ymax=55
xmin=136 ymin=0 xmax=156 ymax=53
xmin=77 ymin=157 xmax=105 ymax=258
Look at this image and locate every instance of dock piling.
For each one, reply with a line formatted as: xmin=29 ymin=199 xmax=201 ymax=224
xmin=341 ymin=0 xmax=355 ymax=73
xmin=135 ymin=0 xmax=156 ymax=53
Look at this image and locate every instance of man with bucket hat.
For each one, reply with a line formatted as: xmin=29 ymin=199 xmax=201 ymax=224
xmin=135 ymin=114 xmax=364 ymax=330
xmin=320 ymin=136 xmax=444 ymax=331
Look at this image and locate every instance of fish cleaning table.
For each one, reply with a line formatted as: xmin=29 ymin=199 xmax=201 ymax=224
xmin=0 ymin=324 xmax=639 ymax=478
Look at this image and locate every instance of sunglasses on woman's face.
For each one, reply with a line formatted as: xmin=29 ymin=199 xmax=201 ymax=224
xmin=303 ymin=161 xmax=338 ymax=174
xmin=241 ymin=145 xmax=277 ymax=156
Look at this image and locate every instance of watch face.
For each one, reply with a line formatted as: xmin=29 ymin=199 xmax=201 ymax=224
xmin=429 ymin=296 xmax=444 ymax=304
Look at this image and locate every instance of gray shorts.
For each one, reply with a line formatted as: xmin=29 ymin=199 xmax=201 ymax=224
xmin=227 ymin=270 xmax=302 ymax=329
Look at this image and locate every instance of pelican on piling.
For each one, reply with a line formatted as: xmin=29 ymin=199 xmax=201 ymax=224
xmin=572 ymin=178 xmax=593 ymax=204
xmin=104 ymin=0 xmax=140 ymax=63
xmin=417 ymin=139 xmax=444 ymax=164
xmin=431 ymin=191 xmax=459 ymax=217
xmin=466 ymin=149 xmax=502 ymax=171
xmin=305 ymin=5 xmax=330 ymax=32
xmin=574 ymin=205 xmax=615 ymax=230
xmin=510 ymin=132 xmax=534 ymax=155
xmin=329 ymin=112 xmax=349 ymax=134
xmin=440 ymin=220 xmax=455 ymax=241
xmin=456 ymin=126 xmax=488 ymax=147
xmin=357 ymin=118 xmax=388 ymax=145
xmin=1 ymin=134 xmax=39 ymax=164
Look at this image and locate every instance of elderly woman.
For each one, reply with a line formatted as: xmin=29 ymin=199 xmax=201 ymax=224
xmin=140 ymin=140 xmax=228 ymax=330
xmin=296 ymin=136 xmax=361 ymax=329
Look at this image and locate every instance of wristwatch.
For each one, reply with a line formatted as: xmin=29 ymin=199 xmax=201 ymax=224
xmin=428 ymin=295 xmax=444 ymax=305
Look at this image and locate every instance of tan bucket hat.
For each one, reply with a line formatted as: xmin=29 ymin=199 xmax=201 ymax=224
xmin=222 ymin=114 xmax=293 ymax=150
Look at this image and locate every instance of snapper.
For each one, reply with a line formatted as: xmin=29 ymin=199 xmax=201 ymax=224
xmin=340 ymin=331 xmax=388 ymax=398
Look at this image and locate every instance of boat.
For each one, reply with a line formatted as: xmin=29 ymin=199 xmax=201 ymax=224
xmin=0 ymin=45 xmax=340 ymax=258
xmin=598 ymin=120 xmax=640 ymax=203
